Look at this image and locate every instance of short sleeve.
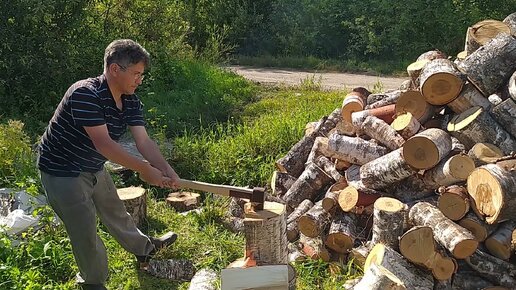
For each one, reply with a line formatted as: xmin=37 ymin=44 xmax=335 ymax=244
xmin=69 ymin=87 xmax=106 ymax=127
xmin=124 ymin=95 xmax=145 ymax=126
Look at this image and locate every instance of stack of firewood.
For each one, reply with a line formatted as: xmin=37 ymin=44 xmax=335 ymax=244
xmin=248 ymin=14 xmax=516 ymax=290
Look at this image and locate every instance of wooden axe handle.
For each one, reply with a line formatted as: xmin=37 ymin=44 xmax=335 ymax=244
xmin=178 ymin=179 xmax=253 ymax=197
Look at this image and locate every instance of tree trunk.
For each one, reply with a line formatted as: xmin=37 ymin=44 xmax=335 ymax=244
xmin=283 ymin=163 xmax=332 ymax=210
xmin=322 ymin=181 xmax=347 ymax=211
xmin=465 ymin=249 xmax=516 ymax=288
xmin=402 ymin=128 xmax=452 ymax=170
xmin=435 ymin=185 xmax=470 ymax=221
xmin=353 ymin=264 xmax=405 ymax=290
xmin=361 ymin=148 xmax=415 ymax=190
xmin=468 ymin=142 xmax=504 ymax=167
xmin=286 ymin=199 xmax=313 ymax=242
xmin=485 ymin=220 xmax=516 ymax=260
xmin=360 ymin=116 xmax=405 ymax=150
xmin=365 ymin=243 xmax=435 ymax=290
xmin=327 ymin=134 xmax=388 ymax=165
xmin=166 ymin=191 xmax=200 ymax=212
xmin=338 ymin=185 xmax=382 ymax=212
xmin=467 ymin=159 xmax=516 ymax=224
xmin=270 ymin=171 xmax=297 ymax=197
xmin=299 ymin=233 xmax=330 ymax=262
xmin=188 ymin=268 xmax=218 ymax=290
xmin=117 ymin=186 xmax=147 ymax=228
xmin=351 ymin=104 xmax=396 ymax=127
xmin=324 ymin=211 xmax=357 ymax=253
xmin=391 ymin=112 xmax=422 ymax=140
xmin=458 ymin=211 xmax=499 ymax=242
xmin=371 ymin=197 xmax=407 ymax=249
xmin=490 ymin=98 xmax=516 ymax=138
xmin=447 ymin=82 xmax=492 ymax=113
xmin=298 ymin=200 xmax=331 ymax=238
xmin=366 ymin=90 xmax=402 ymax=109
xmin=146 ymin=259 xmax=196 ymax=281
xmin=395 ymin=90 xmax=436 ymax=123
xmin=420 ymin=59 xmax=465 ymax=105
xmin=457 ymin=33 xmax=516 ymax=96
xmin=423 ymin=153 xmax=475 ymax=187
xmin=465 ymin=20 xmax=511 ymax=55
xmin=243 ymin=201 xmax=288 ymax=265
xmin=409 ymin=202 xmax=478 ymax=259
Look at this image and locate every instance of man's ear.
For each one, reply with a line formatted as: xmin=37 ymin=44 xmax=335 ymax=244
xmin=108 ymin=63 xmax=120 ymax=75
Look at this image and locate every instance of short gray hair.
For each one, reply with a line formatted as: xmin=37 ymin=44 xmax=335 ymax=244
xmin=103 ymin=39 xmax=150 ymax=72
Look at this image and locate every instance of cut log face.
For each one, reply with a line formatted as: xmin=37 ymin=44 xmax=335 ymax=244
xmin=409 ymin=202 xmax=478 ymax=259
xmin=485 ymin=220 xmax=516 ymax=260
xmin=322 ymin=182 xmax=347 ymax=211
xmin=353 ymin=264 xmax=406 ymax=290
xmin=298 ymin=200 xmax=332 ymax=238
xmin=166 ymin=191 xmax=200 ymax=212
xmin=467 ymin=160 xmax=516 ymax=224
xmin=371 ymin=197 xmax=407 ymax=249
xmin=465 ymin=20 xmax=511 ymax=55
xmin=447 ymin=82 xmax=492 ymax=113
xmin=490 ymin=98 xmax=516 ymax=138
xmin=468 ymin=142 xmax=504 ymax=167
xmin=458 ymin=211 xmax=498 ymax=242
xmin=436 ymin=185 xmax=470 ymax=221
xmin=419 ymin=59 xmax=465 ymax=105
xmin=338 ymin=185 xmax=381 ymax=212
xmin=327 ymin=134 xmax=388 ymax=165
xmin=402 ymin=128 xmax=452 ymax=170
xmin=395 ymin=90 xmax=436 ymax=123
xmin=342 ymin=91 xmax=367 ymax=123
xmin=282 ymin=163 xmax=333 ymax=210
xmin=360 ymin=148 xmax=415 ymax=190
xmin=360 ymin=115 xmax=405 ymax=150
xmin=423 ymin=153 xmax=476 ymax=187
xmin=325 ymin=211 xmax=357 ymax=253
xmin=465 ymin=250 xmax=516 ymax=288
xmin=117 ymin=186 xmax=147 ymax=227
xmin=457 ymin=33 xmax=516 ymax=97
xmin=391 ymin=112 xmax=421 ymax=140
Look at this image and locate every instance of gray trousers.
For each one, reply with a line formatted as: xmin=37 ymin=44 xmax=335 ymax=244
xmin=40 ymin=168 xmax=155 ymax=285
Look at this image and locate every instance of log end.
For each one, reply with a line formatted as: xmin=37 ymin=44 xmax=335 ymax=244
xmin=453 ymin=239 xmax=478 ymax=259
xmin=402 ymin=135 xmax=440 ymax=169
xmin=437 ymin=192 xmax=470 ymax=221
xmin=432 ymin=254 xmax=456 ymax=281
xmin=467 ymin=167 xmax=504 ymax=224
xmin=395 ymin=90 xmax=430 ymax=121
xmin=458 ymin=218 xmax=488 ymax=242
xmin=421 ymin=72 xmax=464 ymax=105
xmin=298 ymin=216 xmax=318 ymax=238
xmin=325 ymin=233 xmax=353 ymax=253
xmin=399 ymin=226 xmax=435 ymax=265
xmin=485 ymin=236 xmax=511 ymax=260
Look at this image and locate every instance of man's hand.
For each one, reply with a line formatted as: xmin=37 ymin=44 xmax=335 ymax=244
xmin=139 ymin=163 xmax=171 ymax=187
xmin=162 ymin=165 xmax=180 ymax=189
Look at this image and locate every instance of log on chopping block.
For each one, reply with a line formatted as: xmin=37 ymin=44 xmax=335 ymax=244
xmin=391 ymin=112 xmax=421 ymax=140
xmin=399 ymin=226 xmax=456 ymax=281
xmin=351 ymin=104 xmax=396 ymax=127
xmin=324 ymin=211 xmax=358 ymax=253
xmin=341 ymin=88 xmax=370 ymax=123
xmin=270 ymin=171 xmax=296 ymax=197
xmin=365 ymin=243 xmax=434 ymax=290
xmin=409 ymin=202 xmax=478 ymax=259
xmin=485 ymin=220 xmax=516 ymax=260
xmin=465 ymin=20 xmax=511 ymax=55
xmin=166 ymin=191 xmax=200 ymax=212
xmin=286 ymin=199 xmax=313 ymax=242
xmin=360 ymin=148 xmax=415 ymax=190
xmin=282 ymin=163 xmax=332 ymax=210
xmin=338 ymin=185 xmax=382 ymax=213
xmin=465 ymin=249 xmax=516 ymax=288
xmin=327 ymin=133 xmax=388 ymax=165
xmin=322 ymin=181 xmax=347 ymax=212
xmin=419 ymin=58 xmax=465 ymax=105
xmin=370 ymin=197 xmax=407 ymax=249
xmin=423 ymin=153 xmax=475 ymax=187
xmin=298 ymin=200 xmax=332 ymax=238
xmin=314 ymin=155 xmax=344 ymax=182
xmin=117 ymin=186 xmax=147 ymax=228
xmin=452 ymin=271 xmax=495 ymax=290
xmin=407 ymin=59 xmax=430 ymax=89
xmin=188 ymin=268 xmax=218 ymax=290
xmin=447 ymin=81 xmax=492 ymax=113
xmin=353 ymin=264 xmax=405 ymax=290
xmin=366 ymin=90 xmax=402 ymax=109
xmin=436 ymin=185 xmax=470 ymax=221
xmin=402 ymin=128 xmax=452 ymax=170
xmin=360 ymin=115 xmax=405 ymax=150
xmin=146 ymin=259 xmax=195 ymax=281
xmin=457 ymin=33 xmax=516 ymax=97
xmin=395 ymin=90 xmax=437 ymax=124
xmin=221 ymin=264 xmax=295 ymax=290
xmin=299 ymin=233 xmax=330 ymax=262
xmin=468 ymin=142 xmax=504 ymax=167
xmin=467 ymin=159 xmax=516 ymax=224
xmin=458 ymin=211 xmax=498 ymax=242
xmin=490 ymin=98 xmax=516 ymax=138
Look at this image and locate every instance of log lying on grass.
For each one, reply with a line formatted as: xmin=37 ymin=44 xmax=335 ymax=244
xmin=402 ymin=128 xmax=452 ymax=170
xmin=485 ymin=220 xmax=516 ymax=260
xmin=423 ymin=153 xmax=475 ymax=187
xmin=409 ymin=202 xmax=478 ymax=259
xmin=420 ymin=58 xmax=465 ymax=105
xmin=353 ymin=264 xmax=405 ymax=290
xmin=465 ymin=20 xmax=511 ymax=55
xmin=390 ymin=112 xmax=421 ymax=140
xmin=324 ymin=211 xmax=357 ymax=253
xmin=360 ymin=116 xmax=405 ymax=150
xmin=360 ymin=148 xmax=415 ymax=190
xmin=327 ymin=134 xmax=388 ymax=165
xmin=465 ymin=249 xmax=516 ymax=288
xmin=188 ymin=268 xmax=218 ymax=290
xmin=458 ymin=211 xmax=498 ymax=242
xmin=286 ymin=199 xmax=313 ymax=242
xmin=436 ymin=185 xmax=470 ymax=221
xmin=283 ymin=163 xmax=332 ymax=210
xmin=147 ymin=259 xmax=196 ymax=281
xmin=468 ymin=142 xmax=504 ymax=167
xmin=117 ymin=186 xmax=147 ymax=227
xmin=371 ymin=197 xmax=407 ymax=249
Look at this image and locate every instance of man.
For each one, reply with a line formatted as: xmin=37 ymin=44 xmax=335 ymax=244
xmin=37 ymin=39 xmax=179 ymax=290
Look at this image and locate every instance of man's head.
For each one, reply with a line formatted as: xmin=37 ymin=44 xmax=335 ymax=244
xmin=104 ymin=39 xmax=150 ymax=96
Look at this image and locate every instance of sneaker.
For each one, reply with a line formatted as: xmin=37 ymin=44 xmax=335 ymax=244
xmin=135 ymin=231 xmax=178 ymax=266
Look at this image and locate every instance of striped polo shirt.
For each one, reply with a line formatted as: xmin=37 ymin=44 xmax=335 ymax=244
xmin=37 ymin=74 xmax=145 ymax=177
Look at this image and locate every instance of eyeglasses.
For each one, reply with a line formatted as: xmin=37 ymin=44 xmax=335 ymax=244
xmin=118 ymin=64 xmax=145 ymax=81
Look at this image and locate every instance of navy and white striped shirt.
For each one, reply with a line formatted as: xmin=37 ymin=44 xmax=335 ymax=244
xmin=37 ymin=74 xmax=145 ymax=177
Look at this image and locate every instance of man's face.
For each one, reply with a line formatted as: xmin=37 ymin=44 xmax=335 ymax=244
xmin=118 ymin=61 xmax=145 ymax=95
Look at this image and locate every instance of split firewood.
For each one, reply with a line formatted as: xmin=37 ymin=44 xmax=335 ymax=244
xmin=457 ymin=33 xmax=516 ymax=97
xmin=286 ymin=199 xmax=313 ymax=242
xmin=365 ymin=243 xmax=434 ymax=290
xmin=468 ymin=142 xmax=504 ymax=167
xmin=353 ymin=264 xmax=405 ymax=290
xmin=423 ymin=153 xmax=475 ymax=187
xmin=351 ymin=104 xmax=396 ymax=127
xmin=187 ymin=268 xmax=218 ymax=290
xmin=146 ymin=259 xmax=196 ymax=281
xmin=447 ymin=81 xmax=492 ymax=113
xmin=338 ymin=185 xmax=382 ymax=213
xmin=324 ymin=211 xmax=357 ymax=253
xmin=485 ymin=220 xmax=516 ymax=260
xmin=360 ymin=148 xmax=415 ymax=190
xmin=322 ymin=182 xmax=347 ymax=212
xmin=370 ymin=197 xmax=407 ymax=250
xmin=314 ymin=155 xmax=344 ymax=182
xmin=327 ymin=134 xmax=388 ymax=165
xmin=117 ymin=186 xmax=147 ymax=228
xmin=490 ymin=98 xmax=516 ymax=138
xmin=465 ymin=20 xmax=511 ymax=55
xmin=391 ymin=112 xmax=421 ymax=140
xmin=402 ymin=128 xmax=452 ymax=170
xmin=467 ymin=159 xmax=516 ymax=224
xmin=360 ymin=116 xmax=405 ymax=150
xmin=407 ymin=59 xmax=430 ymax=89
xmin=465 ymin=249 xmax=516 ymax=288
xmin=395 ymin=90 xmax=436 ymax=123
xmin=166 ymin=191 xmax=200 ymax=212
xmin=451 ymin=271 xmax=495 ymax=290
xmin=299 ymin=233 xmax=330 ymax=262
xmin=366 ymin=90 xmax=402 ymax=109
xmin=341 ymin=88 xmax=369 ymax=123
xmin=243 ymin=201 xmax=288 ymax=265
xmin=270 ymin=171 xmax=296 ymax=197
xmin=288 ymin=242 xmax=307 ymax=262
xmin=436 ymin=185 xmax=470 ymax=221
xmin=298 ymin=200 xmax=332 ymax=238
xmin=282 ymin=163 xmax=332 ymax=210
xmin=458 ymin=211 xmax=498 ymax=242
xmin=409 ymin=202 xmax=478 ymax=259
xmin=420 ymin=58 xmax=465 ymax=105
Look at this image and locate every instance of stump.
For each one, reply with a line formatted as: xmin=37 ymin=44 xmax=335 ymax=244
xmin=409 ymin=202 xmax=478 ymax=259
xmin=286 ymin=199 xmax=313 ymax=242
xmin=457 ymin=33 xmax=516 ymax=96
xmin=458 ymin=211 xmax=498 ymax=242
xmin=351 ymin=104 xmax=396 ymax=126
xmin=324 ymin=211 xmax=357 ymax=253
xmin=402 ymin=128 xmax=452 ymax=170
xmin=270 ymin=171 xmax=297 ymax=197
xmin=436 ymin=185 xmax=470 ymax=221
xmin=465 ymin=20 xmax=511 ymax=55
xmin=298 ymin=200 xmax=331 ymax=238
xmin=447 ymin=82 xmax=491 ymax=113
xmin=338 ymin=185 xmax=381 ymax=212
xmin=360 ymin=116 xmax=405 ymax=150
xmin=166 ymin=191 xmax=200 ymax=212
xmin=423 ymin=153 xmax=475 ymax=187
xmin=490 ymin=98 xmax=516 ymax=138
xmin=366 ymin=90 xmax=402 ymax=109
xmin=370 ymin=197 xmax=407 ymax=249
xmin=419 ymin=59 xmax=465 ymax=105
xmin=117 ymin=186 xmax=147 ymax=228
xmin=188 ymin=268 xmax=218 ymax=290
xmin=322 ymin=182 xmax=347 ymax=212
xmin=448 ymin=106 xmax=516 ymax=154
xmin=485 ymin=220 xmax=516 ymax=260
xmin=353 ymin=264 xmax=405 ymax=290
xmin=468 ymin=142 xmax=504 ymax=167
xmin=146 ymin=259 xmax=195 ymax=281
xmin=327 ymin=134 xmax=388 ymax=165
xmin=465 ymin=250 xmax=516 ymax=288
xmin=360 ymin=148 xmax=415 ymax=190
xmin=282 ymin=163 xmax=332 ymax=210
xmin=391 ymin=112 xmax=421 ymax=140
xmin=467 ymin=159 xmax=516 ymax=224
xmin=243 ymin=201 xmax=288 ymax=265
xmin=299 ymin=233 xmax=330 ymax=262
xmin=395 ymin=90 xmax=436 ymax=123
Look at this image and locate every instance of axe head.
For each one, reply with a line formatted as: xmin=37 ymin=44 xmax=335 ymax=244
xmin=250 ymin=187 xmax=265 ymax=210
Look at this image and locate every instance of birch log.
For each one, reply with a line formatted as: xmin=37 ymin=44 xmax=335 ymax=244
xmin=286 ymin=199 xmax=314 ymax=242
xmin=360 ymin=116 xmax=405 ymax=150
xmin=465 ymin=20 xmax=511 ymax=55
xmin=402 ymin=128 xmax=452 ymax=170
xmin=504 ymin=12 xmax=516 ymax=35
xmin=485 ymin=220 xmax=516 ymax=260
xmin=341 ymin=89 xmax=369 ymax=123
xmin=338 ymin=185 xmax=382 ymax=212
xmin=468 ymin=142 xmax=504 ymax=167
xmin=325 ymin=211 xmax=358 ymax=253
xmin=391 ymin=112 xmax=421 ymax=140
xmin=423 ymin=153 xmax=475 ymax=187
xmin=188 ymin=268 xmax=218 ymax=290
xmin=490 ymin=98 xmax=516 ymax=138
xmin=298 ymin=200 xmax=332 ymax=238
xmin=147 ymin=259 xmax=196 ymax=281
xmin=447 ymin=82 xmax=492 ymax=113
xmin=353 ymin=264 xmax=405 ymax=290
xmin=299 ymin=233 xmax=330 ymax=262
xmin=360 ymin=148 xmax=415 ymax=190
xmin=370 ymin=197 xmax=407 ymax=249
xmin=283 ymin=163 xmax=332 ymax=210
xmin=322 ymin=182 xmax=347 ymax=211
xmin=420 ymin=58 xmax=465 ymax=105
xmin=436 ymin=185 xmax=470 ymax=221
xmin=395 ymin=90 xmax=436 ymax=123
xmin=366 ymin=90 xmax=402 ymax=109
xmin=327 ymin=134 xmax=388 ymax=165
xmin=270 ymin=171 xmax=297 ymax=197
xmin=407 ymin=59 xmax=430 ymax=89
xmin=465 ymin=250 xmax=516 ymax=288
xmin=458 ymin=211 xmax=499 ymax=242
xmin=351 ymin=104 xmax=396 ymax=127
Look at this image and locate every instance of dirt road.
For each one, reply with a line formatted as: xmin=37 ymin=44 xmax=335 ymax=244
xmin=226 ymin=65 xmax=405 ymax=91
